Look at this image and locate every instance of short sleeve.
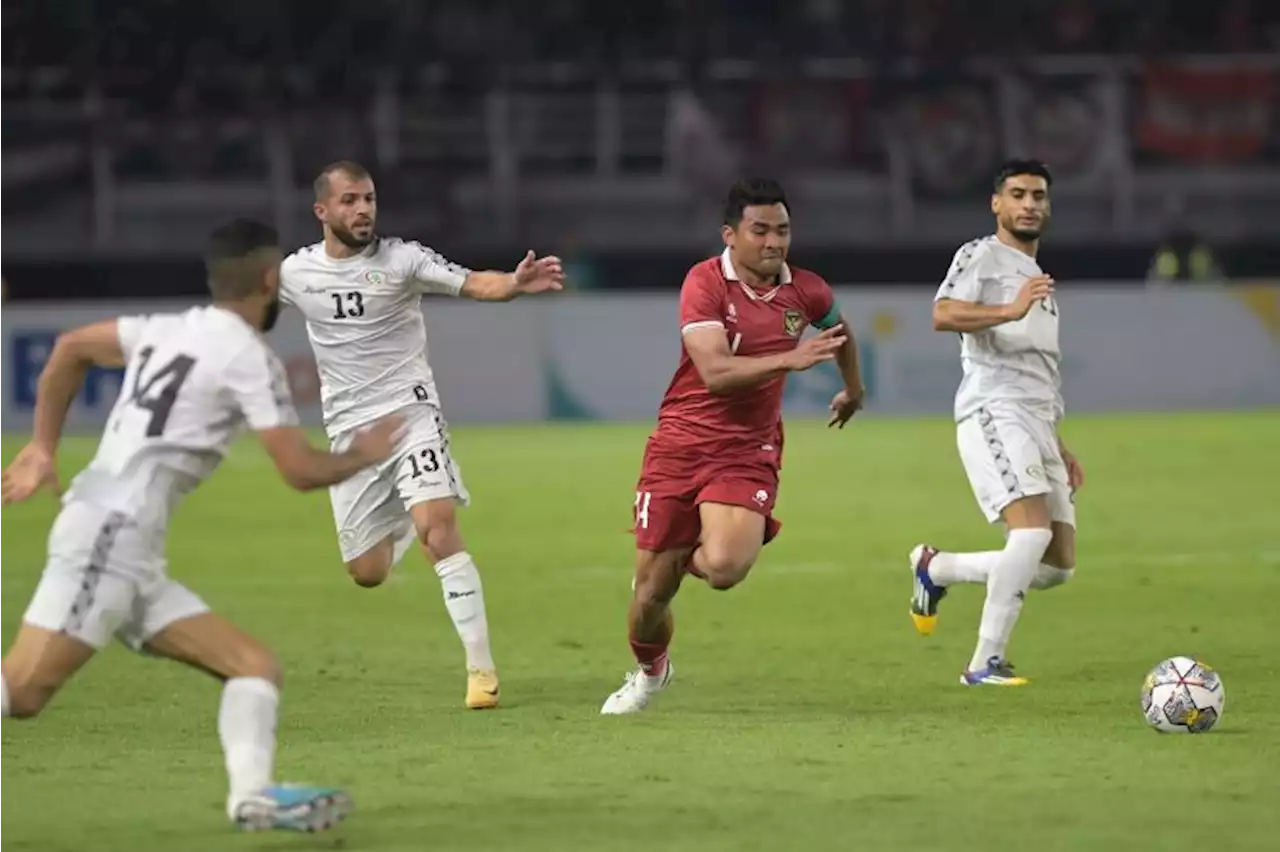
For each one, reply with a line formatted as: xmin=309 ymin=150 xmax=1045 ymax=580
xmin=935 ymin=241 xmax=987 ymax=303
xmin=224 ymin=342 xmax=300 ymax=431
xmin=404 ymin=241 xmax=471 ymax=297
xmin=116 ymin=315 xmax=150 ymax=359
xmin=805 ymin=277 xmax=840 ymax=329
xmin=278 ymin=260 xmax=297 ymax=307
xmin=679 ymin=267 xmax=727 ymax=334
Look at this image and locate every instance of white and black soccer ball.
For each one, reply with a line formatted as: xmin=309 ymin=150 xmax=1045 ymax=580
xmin=1141 ymin=656 xmax=1225 ymax=734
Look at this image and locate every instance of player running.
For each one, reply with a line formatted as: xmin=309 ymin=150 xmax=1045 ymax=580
xmin=909 ymin=159 xmax=1083 ymax=686
xmin=1 ymin=219 xmax=402 ymax=832
xmin=281 ymin=161 xmax=564 ymax=709
xmin=601 ymin=178 xmax=865 ymax=715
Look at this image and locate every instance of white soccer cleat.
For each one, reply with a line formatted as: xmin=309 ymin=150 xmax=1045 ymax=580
xmin=600 ymin=664 xmax=673 ymax=715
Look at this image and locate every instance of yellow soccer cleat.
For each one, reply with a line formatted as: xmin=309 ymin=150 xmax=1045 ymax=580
xmin=465 ymin=668 xmax=500 ymax=709
xmin=911 ymin=610 xmax=939 ymax=637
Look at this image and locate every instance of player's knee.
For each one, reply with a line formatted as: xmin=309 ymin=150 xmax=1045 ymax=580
xmin=4 ymin=678 xmax=54 ymax=719
xmin=347 ymin=559 xmax=390 ymax=588
xmin=345 ymin=538 xmax=394 ymax=588
xmin=699 ymin=549 xmax=755 ymax=591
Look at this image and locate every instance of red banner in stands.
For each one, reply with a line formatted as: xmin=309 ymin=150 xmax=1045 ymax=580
xmin=1135 ymin=60 xmax=1275 ymax=163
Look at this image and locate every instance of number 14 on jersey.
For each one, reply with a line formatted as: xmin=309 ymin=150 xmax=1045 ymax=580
xmin=115 ymin=346 xmax=197 ymax=437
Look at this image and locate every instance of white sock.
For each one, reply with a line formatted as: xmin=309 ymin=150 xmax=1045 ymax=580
xmin=1031 ymin=563 xmax=1075 ymax=590
xmin=970 ymin=528 xmax=1053 ymax=671
xmin=929 ymin=551 xmax=999 ymax=586
xmin=435 ymin=552 xmax=495 ymax=672
xmin=220 ymin=677 xmax=279 ymax=819
xmin=935 ymin=556 xmax=1072 ymax=590
xmin=2 ymin=674 xmax=9 ymax=717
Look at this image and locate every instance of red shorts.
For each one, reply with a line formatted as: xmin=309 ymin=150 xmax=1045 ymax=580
xmin=632 ymin=439 xmax=782 ymax=552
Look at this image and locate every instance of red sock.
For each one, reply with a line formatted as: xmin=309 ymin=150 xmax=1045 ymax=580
xmin=629 ymin=639 xmax=669 ymax=677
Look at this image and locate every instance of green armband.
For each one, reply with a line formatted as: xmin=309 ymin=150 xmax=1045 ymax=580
xmin=811 ymin=304 xmax=841 ymax=330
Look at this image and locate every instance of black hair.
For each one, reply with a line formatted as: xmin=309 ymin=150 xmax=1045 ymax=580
xmin=723 ymin=178 xmax=789 ymax=227
xmin=993 ymin=159 xmax=1053 ymax=192
xmin=314 ymin=159 xmax=372 ymax=201
xmin=204 ymin=218 xmax=280 ymax=299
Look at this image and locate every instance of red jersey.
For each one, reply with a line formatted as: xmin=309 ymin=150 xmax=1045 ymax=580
xmin=651 ymin=249 xmax=840 ymax=455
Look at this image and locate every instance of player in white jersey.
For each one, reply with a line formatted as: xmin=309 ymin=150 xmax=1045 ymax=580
xmin=280 ymin=160 xmax=564 ymax=709
xmin=1 ymin=220 xmax=404 ymax=833
xmin=908 ymin=160 xmax=1085 ymax=686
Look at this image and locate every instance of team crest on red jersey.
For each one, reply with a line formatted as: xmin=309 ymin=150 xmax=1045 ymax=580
xmin=783 ymin=310 xmax=805 ymax=337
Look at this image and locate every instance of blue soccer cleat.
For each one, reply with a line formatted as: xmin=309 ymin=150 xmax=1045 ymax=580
xmin=961 ymin=656 xmax=1029 ymax=687
xmin=232 ymin=784 xmax=353 ymax=833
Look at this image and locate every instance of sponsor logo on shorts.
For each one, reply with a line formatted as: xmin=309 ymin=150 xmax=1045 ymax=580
xmin=784 ymin=310 xmax=804 ymax=337
xmin=1026 ymin=463 xmax=1046 ymax=481
xmin=753 ymin=489 xmax=769 ymax=506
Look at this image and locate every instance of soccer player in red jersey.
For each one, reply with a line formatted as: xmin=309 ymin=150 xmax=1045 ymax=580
xmin=601 ymin=178 xmax=866 ymax=715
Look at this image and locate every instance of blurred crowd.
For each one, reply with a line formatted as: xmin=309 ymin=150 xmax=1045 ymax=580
xmin=6 ymin=0 xmax=1279 ymax=106
xmin=4 ymin=0 xmax=1277 ymax=260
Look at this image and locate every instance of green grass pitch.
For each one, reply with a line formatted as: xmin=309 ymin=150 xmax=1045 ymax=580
xmin=3 ymin=411 xmax=1278 ymax=851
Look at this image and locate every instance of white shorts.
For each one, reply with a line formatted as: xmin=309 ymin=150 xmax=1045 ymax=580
xmin=22 ymin=503 xmax=210 ymax=651
xmin=328 ymin=403 xmax=470 ymax=563
xmin=956 ymin=404 xmax=1076 ymax=527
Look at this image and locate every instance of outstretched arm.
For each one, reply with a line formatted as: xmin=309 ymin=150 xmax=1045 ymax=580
xmin=411 ymin=243 xmax=565 ymax=302
xmin=460 ymin=251 xmax=565 ymax=302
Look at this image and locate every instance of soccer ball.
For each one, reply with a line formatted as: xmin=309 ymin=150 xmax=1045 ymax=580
xmin=1140 ymin=656 xmax=1225 ymax=734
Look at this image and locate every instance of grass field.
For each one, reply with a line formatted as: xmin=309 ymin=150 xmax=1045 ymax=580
xmin=3 ymin=411 xmax=1279 ymax=851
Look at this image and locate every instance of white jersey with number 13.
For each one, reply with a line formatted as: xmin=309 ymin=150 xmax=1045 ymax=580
xmin=280 ymin=237 xmax=471 ymax=436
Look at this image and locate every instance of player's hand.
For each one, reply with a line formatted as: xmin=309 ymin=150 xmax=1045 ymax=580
xmin=827 ymin=386 xmax=865 ymax=429
xmin=348 ymin=415 xmax=407 ymax=466
xmin=786 ymin=325 xmax=847 ymax=372
xmin=512 ymin=250 xmax=566 ymax=296
xmin=1006 ymin=275 xmax=1055 ymax=321
xmin=1 ymin=443 xmax=61 ymax=506
xmin=1063 ymin=448 xmax=1085 ymax=493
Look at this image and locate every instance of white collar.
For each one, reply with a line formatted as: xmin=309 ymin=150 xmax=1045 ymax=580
xmin=721 ymin=248 xmax=792 ymax=286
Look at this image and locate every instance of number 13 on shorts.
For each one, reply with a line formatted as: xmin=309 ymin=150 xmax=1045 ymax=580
xmin=634 ymin=491 xmax=652 ymax=529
